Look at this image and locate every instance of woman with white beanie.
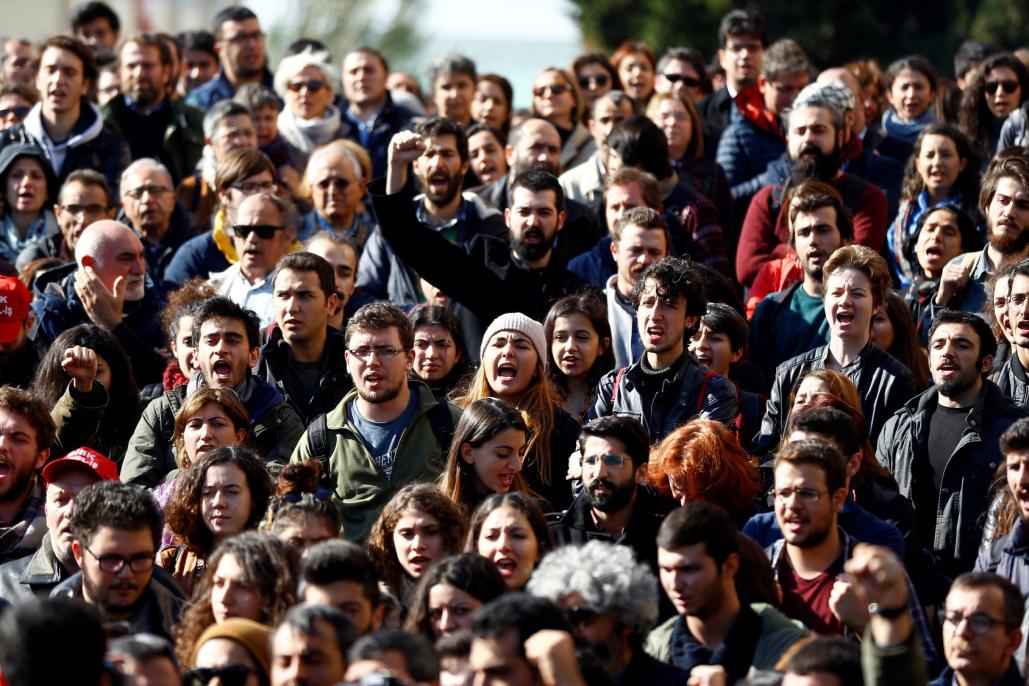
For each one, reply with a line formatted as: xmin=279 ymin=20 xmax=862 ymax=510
xmin=454 ymin=312 xmax=580 ymax=510
xmin=273 ymin=48 xmax=346 ymax=171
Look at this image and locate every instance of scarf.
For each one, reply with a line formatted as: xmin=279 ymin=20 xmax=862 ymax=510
xmin=0 ymin=211 xmax=56 ymax=263
xmin=277 ymin=105 xmax=343 ymax=154
xmin=881 ymin=107 xmax=937 ymax=146
xmin=162 ymin=360 xmax=190 ymax=391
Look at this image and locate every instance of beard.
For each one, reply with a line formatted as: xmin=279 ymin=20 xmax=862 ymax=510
xmin=989 ymin=229 xmax=1029 ymax=257
xmin=783 ymin=514 xmax=834 ymax=548
xmin=585 ymin=477 xmax=636 ymax=513
xmin=422 ymin=170 xmax=463 ymax=208
xmin=937 ymin=368 xmax=980 ymax=399
xmin=511 ymin=227 xmax=552 ymax=263
xmin=356 ymin=376 xmax=405 ymax=405
xmin=81 ymin=570 xmax=148 ymax=617
xmin=790 ymin=143 xmax=841 ymax=183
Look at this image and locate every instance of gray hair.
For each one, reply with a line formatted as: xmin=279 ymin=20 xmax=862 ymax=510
xmin=761 ymin=38 xmax=812 ymax=80
xmin=120 ymin=157 xmax=173 ymax=190
xmin=591 ymin=89 xmax=638 ymax=121
xmin=786 ymin=95 xmax=844 ymax=134
xmin=526 ymin=541 xmax=659 ymax=638
xmin=229 ymin=190 xmax=300 ymax=232
xmin=203 ymin=100 xmax=253 ymax=140
xmin=427 ymin=53 xmax=476 ymax=87
xmin=273 ymin=48 xmax=340 ymax=100
xmin=305 ymin=143 xmax=362 ymax=184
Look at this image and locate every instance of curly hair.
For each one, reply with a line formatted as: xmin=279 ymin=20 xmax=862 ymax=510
xmin=899 ymin=124 xmax=981 ymax=204
xmin=366 ymin=484 xmax=467 ymax=600
xmin=631 ymin=256 xmax=707 ymax=318
xmin=822 ymin=245 xmax=891 ymax=308
xmin=648 ymin=418 xmax=761 ymax=516
xmin=174 ymin=532 xmax=297 ymax=667
xmin=164 ymin=446 xmax=274 ymax=558
xmin=404 ymin=552 xmax=508 ymax=641
xmin=527 ymin=541 xmax=659 ymax=642
xmin=160 ymin=278 xmax=217 ymax=341
xmin=959 ymin=53 xmax=1028 ymax=156
xmin=171 ymin=387 xmax=249 ymax=468
xmin=263 ymin=460 xmax=341 ymax=541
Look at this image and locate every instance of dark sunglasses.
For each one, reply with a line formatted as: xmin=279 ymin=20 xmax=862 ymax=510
xmin=985 ymin=79 xmax=1019 ymax=95
xmin=232 ymin=224 xmax=284 ymax=239
xmin=287 ymin=79 xmax=326 ymax=93
xmin=185 ymin=665 xmax=255 ymax=686
xmin=663 ymin=73 xmax=702 ymax=88
xmin=533 ymin=84 xmax=569 ymax=97
xmin=316 ymin=177 xmax=350 ymax=191
xmin=0 ymin=106 xmax=30 ymax=119
xmin=577 ymin=74 xmax=609 ymax=89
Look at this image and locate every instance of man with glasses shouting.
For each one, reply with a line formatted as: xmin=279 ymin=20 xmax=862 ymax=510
xmin=52 ymin=480 xmax=185 ymax=640
xmin=291 ymin=302 xmax=463 ymax=544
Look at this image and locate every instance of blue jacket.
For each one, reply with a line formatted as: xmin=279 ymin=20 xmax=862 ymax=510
xmin=163 ymin=230 xmax=231 ymax=287
xmin=567 ymin=236 xmax=616 ymax=289
xmin=185 ymin=69 xmax=275 ymax=110
xmin=342 ymin=94 xmax=417 ymax=179
xmin=976 ymin=518 xmax=1029 ymax=676
xmin=717 ymin=104 xmax=786 ymax=201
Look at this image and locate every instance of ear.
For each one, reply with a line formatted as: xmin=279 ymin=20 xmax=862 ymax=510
xmin=504 ymin=144 xmax=516 ymax=168
xmin=598 ymin=336 xmax=611 ymax=356
xmin=33 ymin=448 xmax=49 ymax=471
xmin=609 ymin=239 xmax=619 ymax=260
xmin=72 ymin=540 xmax=84 ymax=568
xmin=958 ymin=156 xmax=968 ymax=173
xmin=722 ymin=551 xmax=740 ymax=579
xmin=326 ymin=291 xmax=340 ymax=315
xmin=459 ymin=158 xmax=470 ymax=178
xmin=832 ymin=487 xmax=848 ymax=513
xmin=980 ymin=354 xmax=994 ymax=376
xmin=555 ymin=210 xmax=566 ymax=233
xmin=684 ymin=315 xmax=699 ymax=330
xmin=504 ymin=206 xmax=511 ymax=229
xmin=371 ymin=603 xmax=386 ymax=631
xmin=247 ymin=345 xmax=260 ymax=368
xmin=235 ymin=428 xmax=247 ymax=444
xmin=847 ymin=453 xmax=862 ymax=479
xmin=730 ymin=348 xmax=743 ymax=364
xmin=460 ymin=443 xmax=475 ymax=465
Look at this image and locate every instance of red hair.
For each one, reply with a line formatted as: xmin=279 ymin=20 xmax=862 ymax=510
xmin=647 ymin=418 xmax=760 ymax=511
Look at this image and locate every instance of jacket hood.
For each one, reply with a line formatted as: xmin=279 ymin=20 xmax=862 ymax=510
xmin=22 ymin=100 xmax=105 ymax=150
xmin=733 ymin=83 xmax=784 ymax=140
xmin=0 ymin=143 xmax=59 ymax=203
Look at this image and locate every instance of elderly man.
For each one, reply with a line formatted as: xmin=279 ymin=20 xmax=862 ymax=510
xmin=209 ymin=192 xmax=295 ymax=328
xmin=529 ymin=541 xmax=688 ymax=685
xmin=118 ymin=158 xmax=192 ymax=286
xmin=299 ymin=142 xmax=371 ymax=247
xmin=31 ymin=219 xmax=166 ymax=385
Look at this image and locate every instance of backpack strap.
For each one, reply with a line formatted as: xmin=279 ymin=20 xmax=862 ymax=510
xmin=695 ymin=370 xmax=718 ymax=413
xmin=610 ymin=366 xmax=629 ymax=406
xmin=305 ymin=413 xmax=331 ymax=487
xmin=426 ymin=397 xmax=455 ymax=454
xmin=986 ymin=534 xmax=1007 ymax=573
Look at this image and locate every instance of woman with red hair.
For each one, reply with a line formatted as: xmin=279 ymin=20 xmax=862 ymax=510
xmin=648 ymin=418 xmax=761 ymax=526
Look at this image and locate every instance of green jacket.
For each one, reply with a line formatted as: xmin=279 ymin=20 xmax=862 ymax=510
xmin=290 ymin=381 xmax=462 ymax=543
xmin=644 ymin=602 xmax=808 ymax=672
xmin=101 ymin=96 xmax=205 ymax=184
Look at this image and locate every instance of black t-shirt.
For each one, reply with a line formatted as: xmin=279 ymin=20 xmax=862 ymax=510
xmin=928 ymin=404 xmax=969 ymax=492
xmin=293 ymin=359 xmax=323 ymax=411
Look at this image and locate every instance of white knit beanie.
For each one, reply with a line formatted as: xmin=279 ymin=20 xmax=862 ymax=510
xmin=480 ymin=312 xmax=547 ymax=361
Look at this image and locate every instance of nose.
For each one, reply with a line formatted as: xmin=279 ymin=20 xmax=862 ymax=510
xmin=440 ymin=608 xmax=458 ymax=633
xmin=495 ymin=532 xmax=513 ymax=552
xmin=410 ymin=533 xmax=426 ymax=551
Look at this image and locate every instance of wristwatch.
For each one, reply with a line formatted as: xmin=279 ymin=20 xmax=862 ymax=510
xmin=867 ymin=601 xmax=907 ymax=619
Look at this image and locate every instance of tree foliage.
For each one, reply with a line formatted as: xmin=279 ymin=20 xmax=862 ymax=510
xmin=567 ymin=0 xmax=1025 ymax=75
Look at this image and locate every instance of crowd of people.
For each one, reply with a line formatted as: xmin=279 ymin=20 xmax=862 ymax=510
xmin=0 ymin=2 xmax=1029 ymax=685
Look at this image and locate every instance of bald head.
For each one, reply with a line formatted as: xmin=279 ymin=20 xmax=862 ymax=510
xmin=507 ymin=118 xmax=562 ymax=176
xmin=75 ymin=220 xmax=148 ymax=301
xmin=819 ymin=67 xmax=864 ymax=133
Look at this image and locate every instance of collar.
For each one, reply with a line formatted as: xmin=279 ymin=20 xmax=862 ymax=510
xmin=415 ymin=194 xmax=468 ymax=231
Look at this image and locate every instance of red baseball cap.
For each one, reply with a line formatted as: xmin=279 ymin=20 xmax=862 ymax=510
xmin=42 ymin=447 xmax=120 ymax=484
xmin=0 ymin=276 xmax=30 ymax=345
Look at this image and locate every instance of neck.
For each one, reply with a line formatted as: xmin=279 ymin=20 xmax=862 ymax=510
xmin=937 ymin=378 xmax=982 ymax=409
xmin=617 ymin=276 xmax=635 ymax=300
xmin=287 ymin=329 xmax=327 ymax=364
xmin=42 ymin=104 xmax=80 ymax=142
xmin=131 ymin=95 xmax=164 ymax=116
xmin=648 ymin=344 xmax=684 ymax=370
xmin=553 ymin=114 xmax=574 ymax=130
xmin=138 ymin=222 xmax=169 ymax=245
xmin=224 ymin=65 xmax=261 ymax=89
xmin=828 ymin=335 xmax=866 ymax=367
xmin=349 ymin=97 xmax=386 ymax=121
xmin=802 ymin=274 xmax=823 ymax=297
xmin=669 ymin=142 xmax=688 ymax=161
xmin=239 ymin=265 xmax=269 ymax=285
xmin=0 ymin=485 xmax=32 ymax=526
xmin=325 ymin=211 xmax=355 ymax=231
xmin=593 ymin=494 xmax=635 ymax=535
xmin=686 ymin=585 xmax=741 ymax=647
xmin=422 ymin=193 xmax=462 ymax=224
xmin=9 ymin=209 xmax=38 ymax=234
xmin=357 ymin=382 xmax=411 ymax=422
xmin=985 ymin=243 xmax=1029 ymax=270
xmin=785 ymin=526 xmax=842 ymax=577
xmin=926 ymin=186 xmax=951 ymax=204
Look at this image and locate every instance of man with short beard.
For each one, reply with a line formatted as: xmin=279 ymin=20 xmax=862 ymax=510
xmin=993 ymin=260 xmax=1029 ymax=406
xmin=186 ymin=6 xmax=274 ymax=110
xmin=736 ymin=95 xmax=888 ymax=288
xmin=931 ymin=155 xmax=1029 ymax=317
xmin=50 ymin=481 xmax=184 ymax=640
xmin=645 ymin=502 xmax=808 ymax=681
xmin=550 ymin=417 xmax=673 ymax=575
xmin=354 ymin=116 xmax=505 ymax=312
xmin=290 ymin=303 xmax=463 ymax=543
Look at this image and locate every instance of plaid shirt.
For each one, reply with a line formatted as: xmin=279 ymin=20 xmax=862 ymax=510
xmin=0 ymin=475 xmax=46 ymax=563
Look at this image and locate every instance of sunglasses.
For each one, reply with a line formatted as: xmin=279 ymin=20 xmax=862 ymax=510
xmin=533 ymin=84 xmax=569 ymax=97
xmin=232 ymin=224 xmax=284 ymax=239
xmin=566 ymin=605 xmax=600 ymax=625
xmin=185 ymin=665 xmax=256 ymax=686
xmin=577 ymin=74 xmax=609 ymax=89
xmin=0 ymin=106 xmax=30 ymax=119
xmin=663 ymin=73 xmax=702 ymax=88
xmin=985 ymin=79 xmax=1019 ymax=95
xmin=288 ymin=79 xmax=325 ymax=93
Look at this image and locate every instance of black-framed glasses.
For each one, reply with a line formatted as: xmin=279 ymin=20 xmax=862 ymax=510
xmin=185 ymin=665 xmax=256 ymax=686
xmin=59 ymin=203 xmax=108 ymax=217
xmin=533 ymin=84 xmax=569 ymax=97
xmin=0 ymin=106 xmax=30 ymax=119
xmin=578 ymin=74 xmax=609 ymax=89
xmin=985 ymin=79 xmax=1019 ymax=95
xmin=288 ymin=79 xmax=326 ymax=93
xmin=223 ymin=31 xmax=264 ymax=45
xmin=347 ymin=346 xmax=406 ymax=362
xmin=124 ymin=185 xmax=171 ymax=201
xmin=232 ymin=224 xmax=284 ymax=240
xmin=315 ymin=177 xmax=350 ymax=192
xmin=940 ymin=609 xmax=1008 ymax=635
xmin=771 ymin=487 xmax=827 ymax=502
xmin=566 ymin=605 xmax=600 ymax=626
xmin=84 ymin=545 xmax=155 ymax=574
xmin=580 ymin=453 xmax=628 ymax=469
xmin=663 ymin=73 xmax=702 ymax=88
xmin=229 ymin=180 xmax=277 ymax=195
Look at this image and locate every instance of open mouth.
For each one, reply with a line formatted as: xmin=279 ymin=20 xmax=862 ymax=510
xmin=493 ymin=557 xmax=518 ymax=576
xmin=646 ymin=326 xmax=665 ymax=342
xmin=523 ymin=228 xmax=544 ymax=244
xmin=835 ymin=311 xmax=855 ymax=325
xmin=211 ymin=360 xmax=233 ymax=382
xmin=408 ymin=555 xmax=431 ymax=571
xmin=496 ymin=362 xmax=518 ymax=380
xmin=498 ymin=474 xmax=515 ymax=489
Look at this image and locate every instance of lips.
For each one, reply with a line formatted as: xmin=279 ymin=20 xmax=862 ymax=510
xmin=523 ymin=228 xmax=544 ymax=244
xmin=645 ymin=325 xmax=665 ymax=343
xmin=496 ymin=363 xmax=517 ymax=380
xmin=493 ymin=557 xmax=518 ymax=577
xmin=498 ymin=474 xmax=515 ymax=489
xmin=211 ymin=360 xmax=233 ymax=382
xmin=408 ymin=555 xmax=431 ymax=573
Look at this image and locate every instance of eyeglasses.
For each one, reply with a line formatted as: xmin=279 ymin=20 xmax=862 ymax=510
xmin=223 ymin=31 xmax=264 ymax=45
xmin=580 ymin=453 xmax=629 ymax=469
xmin=315 ymin=177 xmax=351 ymax=192
xmin=577 ymin=74 xmax=609 ymax=89
xmin=59 ymin=203 xmax=107 ymax=217
xmin=185 ymin=665 xmax=256 ymax=686
xmin=985 ymin=79 xmax=1019 ymax=95
xmin=565 ymin=605 xmax=600 ymax=625
xmin=232 ymin=224 xmax=284 ymax=240
xmin=772 ymin=487 xmax=827 ymax=502
xmin=941 ymin=610 xmax=1008 ymax=635
xmin=533 ymin=84 xmax=570 ymax=98
xmin=663 ymin=73 xmax=703 ymax=88
xmin=0 ymin=106 xmax=30 ymax=120
xmin=83 ymin=545 xmax=155 ymax=574
xmin=230 ymin=180 xmax=277 ymax=195
xmin=288 ymin=79 xmax=326 ymax=93
xmin=348 ymin=346 xmax=406 ymax=362
xmin=124 ymin=185 xmax=171 ymax=201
